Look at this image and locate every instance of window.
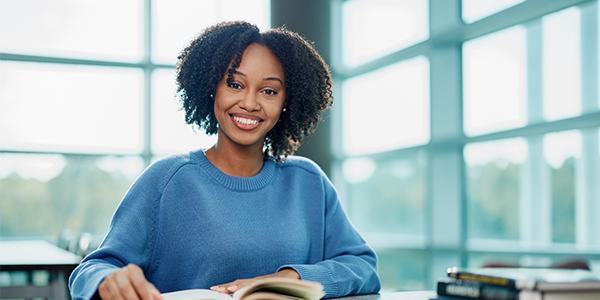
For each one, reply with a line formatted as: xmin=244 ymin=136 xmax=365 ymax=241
xmin=542 ymin=7 xmax=582 ymax=121
xmin=151 ymin=69 xmax=217 ymax=155
xmin=465 ymin=138 xmax=527 ymax=241
xmin=342 ymin=56 xmax=430 ymax=155
xmin=343 ymin=151 xmax=428 ymax=238
xmin=462 ymin=0 xmax=525 ymax=24
xmin=152 ymin=0 xmax=270 ymax=65
xmin=0 ymin=61 xmax=144 ymax=154
xmin=336 ymin=0 xmax=431 ymax=291
xmin=333 ymin=0 xmax=600 ymax=291
xmin=0 ymin=0 xmax=143 ymax=62
xmin=463 ymin=26 xmax=528 ymax=137
xmin=0 ymin=0 xmax=270 ymax=243
xmin=544 ymin=130 xmax=581 ymax=243
xmin=341 ymin=0 xmax=428 ymax=68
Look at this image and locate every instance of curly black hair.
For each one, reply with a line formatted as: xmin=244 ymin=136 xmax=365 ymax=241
xmin=175 ymin=21 xmax=333 ymax=162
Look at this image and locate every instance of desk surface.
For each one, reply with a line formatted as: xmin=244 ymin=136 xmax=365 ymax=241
xmin=0 ymin=242 xmax=437 ymax=299
xmin=334 ymin=291 xmax=437 ymax=300
xmin=0 ymin=240 xmax=81 ymax=271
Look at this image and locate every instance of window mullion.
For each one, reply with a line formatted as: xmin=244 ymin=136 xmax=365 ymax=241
xmin=576 ymin=0 xmax=599 ymax=246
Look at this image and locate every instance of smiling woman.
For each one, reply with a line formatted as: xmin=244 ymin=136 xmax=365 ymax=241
xmin=68 ymin=21 xmax=381 ymax=300
xmin=209 ymin=43 xmax=287 ymax=175
xmin=175 ymin=22 xmax=333 ymax=163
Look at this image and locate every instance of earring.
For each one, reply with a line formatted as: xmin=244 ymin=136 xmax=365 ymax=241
xmin=282 ymin=108 xmax=286 ymax=112
xmin=210 ymin=94 xmax=214 ymax=98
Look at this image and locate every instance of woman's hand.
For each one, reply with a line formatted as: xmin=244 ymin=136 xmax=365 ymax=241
xmin=210 ymin=269 xmax=300 ymax=294
xmin=98 ymin=264 xmax=163 ymax=300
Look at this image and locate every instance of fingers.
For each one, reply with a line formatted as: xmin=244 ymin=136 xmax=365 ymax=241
xmin=211 ymin=279 xmax=247 ymax=294
xmin=149 ymin=283 xmax=163 ymax=300
xmin=210 ymin=270 xmax=301 ymax=295
xmin=98 ymin=264 xmax=162 ymax=300
xmin=127 ymin=265 xmax=161 ymax=300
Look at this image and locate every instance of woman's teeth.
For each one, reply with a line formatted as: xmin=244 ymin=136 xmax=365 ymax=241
xmin=233 ymin=116 xmax=259 ymax=125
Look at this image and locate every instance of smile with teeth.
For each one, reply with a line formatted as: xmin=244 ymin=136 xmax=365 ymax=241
xmin=233 ymin=115 xmax=260 ymax=125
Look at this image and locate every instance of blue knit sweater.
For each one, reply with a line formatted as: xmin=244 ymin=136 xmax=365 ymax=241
xmin=69 ymin=149 xmax=381 ymax=300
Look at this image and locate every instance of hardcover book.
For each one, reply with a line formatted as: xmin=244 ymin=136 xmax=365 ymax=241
xmin=437 ymin=277 xmax=518 ymax=300
xmin=446 ymin=267 xmax=600 ymax=291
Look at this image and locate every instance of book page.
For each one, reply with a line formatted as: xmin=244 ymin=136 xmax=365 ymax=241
xmin=234 ymin=278 xmax=325 ymax=300
xmin=162 ymin=289 xmax=233 ymax=300
xmin=242 ymin=291 xmax=304 ymax=300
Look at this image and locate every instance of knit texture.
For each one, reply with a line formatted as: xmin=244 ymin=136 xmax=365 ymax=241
xmin=69 ymin=149 xmax=380 ymax=300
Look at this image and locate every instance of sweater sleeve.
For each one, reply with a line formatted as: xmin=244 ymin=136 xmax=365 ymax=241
xmin=68 ymin=162 xmax=164 ymax=300
xmin=279 ymin=173 xmax=381 ymax=298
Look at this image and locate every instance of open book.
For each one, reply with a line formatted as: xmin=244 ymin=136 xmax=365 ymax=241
xmin=161 ymin=278 xmax=325 ymax=300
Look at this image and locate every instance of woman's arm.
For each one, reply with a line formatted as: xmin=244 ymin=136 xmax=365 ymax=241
xmin=69 ymin=160 xmax=167 ymax=300
xmin=278 ymin=174 xmax=381 ymax=298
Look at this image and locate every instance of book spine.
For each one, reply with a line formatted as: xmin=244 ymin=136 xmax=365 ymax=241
xmin=448 ymin=272 xmax=518 ymax=289
xmin=437 ymin=280 xmax=520 ymax=300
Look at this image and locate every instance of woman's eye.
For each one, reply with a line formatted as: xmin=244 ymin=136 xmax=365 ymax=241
xmin=264 ymin=89 xmax=277 ymax=96
xmin=229 ymin=83 xmax=242 ymax=89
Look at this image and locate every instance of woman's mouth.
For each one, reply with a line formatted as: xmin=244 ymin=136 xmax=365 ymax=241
xmin=230 ymin=114 xmax=262 ymax=130
xmin=232 ymin=115 xmax=260 ymax=125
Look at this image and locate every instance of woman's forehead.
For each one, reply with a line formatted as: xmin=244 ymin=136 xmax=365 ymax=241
xmin=232 ymin=43 xmax=285 ymax=83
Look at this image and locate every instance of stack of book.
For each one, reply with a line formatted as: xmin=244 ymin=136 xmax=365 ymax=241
xmin=434 ymin=266 xmax=600 ymax=300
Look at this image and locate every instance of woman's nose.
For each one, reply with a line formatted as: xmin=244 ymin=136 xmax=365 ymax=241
xmin=239 ymin=91 xmax=260 ymax=111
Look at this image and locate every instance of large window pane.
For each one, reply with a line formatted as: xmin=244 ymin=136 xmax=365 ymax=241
xmin=0 ymin=62 xmax=144 ymax=154
xmin=152 ymin=0 xmax=271 ymax=64
xmin=342 ymin=56 xmax=430 ymax=156
xmin=0 ymin=0 xmax=142 ymax=62
xmin=542 ymin=7 xmax=582 ymax=121
xmin=342 ymin=0 xmax=428 ymax=68
xmin=463 ymin=26 xmax=527 ymax=137
xmin=343 ymin=151 xmax=427 ymax=237
xmin=152 ymin=69 xmax=217 ymax=155
xmin=465 ymin=138 xmax=528 ymax=240
xmin=544 ymin=130 xmax=581 ymax=244
xmin=376 ymin=249 xmax=428 ymax=292
xmin=0 ymin=153 xmax=144 ymax=239
xmin=462 ymin=0 xmax=525 ymax=24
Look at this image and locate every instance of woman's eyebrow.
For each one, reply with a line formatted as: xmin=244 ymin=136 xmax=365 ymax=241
xmin=232 ymin=70 xmax=247 ymax=77
xmin=232 ymin=70 xmax=283 ymax=85
xmin=264 ymin=77 xmax=284 ymax=85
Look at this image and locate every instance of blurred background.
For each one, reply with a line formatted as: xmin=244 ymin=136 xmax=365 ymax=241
xmin=1 ymin=0 xmax=599 ymax=293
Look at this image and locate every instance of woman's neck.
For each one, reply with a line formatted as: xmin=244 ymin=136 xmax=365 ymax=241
xmin=204 ymin=139 xmax=264 ymax=178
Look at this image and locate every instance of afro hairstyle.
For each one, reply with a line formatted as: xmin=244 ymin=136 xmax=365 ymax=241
xmin=175 ymin=21 xmax=333 ymax=162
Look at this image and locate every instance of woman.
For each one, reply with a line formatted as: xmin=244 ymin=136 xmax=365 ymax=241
xmin=69 ymin=21 xmax=381 ymax=300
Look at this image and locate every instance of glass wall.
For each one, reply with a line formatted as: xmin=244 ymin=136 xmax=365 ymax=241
xmin=0 ymin=0 xmax=270 ymax=245
xmin=333 ymin=0 xmax=600 ymax=291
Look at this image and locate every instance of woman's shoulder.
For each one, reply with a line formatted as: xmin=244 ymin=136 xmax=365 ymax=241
xmin=275 ymin=155 xmax=325 ymax=176
xmin=148 ymin=151 xmax=195 ymax=171
xmin=139 ymin=150 xmax=203 ymax=182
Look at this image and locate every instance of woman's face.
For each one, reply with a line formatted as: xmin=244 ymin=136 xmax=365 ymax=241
xmin=213 ymin=43 xmax=286 ymax=149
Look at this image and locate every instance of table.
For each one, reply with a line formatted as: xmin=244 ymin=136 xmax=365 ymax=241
xmin=0 ymin=240 xmax=82 ymax=300
xmin=334 ymin=291 xmax=438 ymax=300
xmin=1 ymin=241 xmax=438 ymax=300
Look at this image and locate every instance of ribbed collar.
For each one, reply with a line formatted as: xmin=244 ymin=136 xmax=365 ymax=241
xmin=190 ymin=149 xmax=276 ymax=191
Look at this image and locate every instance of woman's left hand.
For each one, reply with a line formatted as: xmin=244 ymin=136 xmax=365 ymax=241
xmin=210 ymin=269 xmax=300 ymax=294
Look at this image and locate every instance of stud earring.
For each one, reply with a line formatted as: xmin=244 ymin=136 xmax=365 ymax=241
xmin=282 ymin=108 xmax=286 ymax=112
xmin=210 ymin=94 xmax=214 ymax=98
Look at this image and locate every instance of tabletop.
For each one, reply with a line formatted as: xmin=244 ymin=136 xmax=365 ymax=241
xmin=333 ymin=291 xmax=438 ymax=300
xmin=0 ymin=239 xmax=83 ymax=300
xmin=0 ymin=239 xmax=81 ymax=271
